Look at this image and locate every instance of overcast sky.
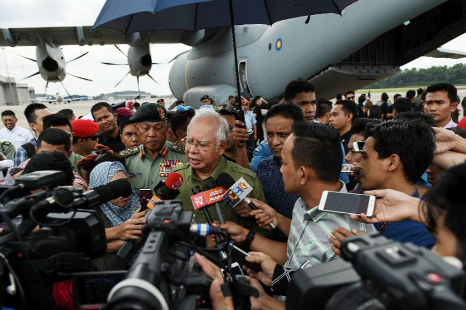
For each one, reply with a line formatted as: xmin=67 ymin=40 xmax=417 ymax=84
xmin=1 ymin=0 xmax=466 ymax=97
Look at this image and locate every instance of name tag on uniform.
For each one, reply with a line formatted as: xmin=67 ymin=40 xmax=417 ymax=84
xmin=159 ymin=160 xmax=184 ymax=177
xmin=129 ymin=172 xmax=143 ymax=178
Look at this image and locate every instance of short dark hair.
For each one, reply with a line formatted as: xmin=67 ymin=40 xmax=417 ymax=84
xmin=38 ymin=128 xmax=71 ymax=151
xmin=133 ymin=102 xmax=140 ymax=108
xmin=265 ymin=102 xmax=304 ymax=123
xmin=393 ymin=97 xmax=413 ymax=113
xmin=284 ymin=79 xmax=315 ymax=101
xmin=23 ymin=151 xmax=74 ymax=186
xmin=218 ymin=109 xmax=236 ymax=118
xmin=365 ymin=120 xmax=435 ymax=184
xmin=335 ymin=100 xmax=359 ymax=123
xmin=170 ymin=109 xmax=196 ymax=138
xmin=381 ymin=92 xmax=389 ymax=103
xmin=1 ymin=110 xmax=15 ymax=118
xmin=394 ymin=111 xmax=435 ymax=127
xmin=175 ymin=100 xmax=185 ymax=106
xmin=344 ymin=90 xmax=355 ymax=97
xmin=119 ymin=117 xmax=135 ymax=133
xmin=423 ymin=162 xmax=466 ymax=258
xmin=24 ymin=103 xmax=48 ymax=123
xmin=406 ymin=90 xmax=416 ymax=99
xmin=417 ymin=88 xmax=424 ymax=95
xmin=57 ymin=109 xmax=74 ymax=121
xmin=394 ymin=94 xmax=402 ymax=101
xmin=425 ymin=83 xmax=458 ymax=105
xmin=368 ymin=105 xmax=382 ymax=119
xmin=335 ymin=93 xmax=342 ymax=101
xmin=448 ymin=127 xmax=466 ymax=139
xmin=91 ymin=102 xmax=113 ymax=118
xmin=351 ymin=118 xmax=381 ymax=135
xmin=291 ymin=122 xmax=342 ymax=183
xmin=315 ymin=100 xmax=333 ymax=118
xmin=43 ymin=114 xmax=73 ymax=132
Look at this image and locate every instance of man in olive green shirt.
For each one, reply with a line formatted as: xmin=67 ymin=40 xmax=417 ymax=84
xmin=174 ymin=109 xmax=269 ymax=236
xmin=0 ymin=141 xmax=15 ymax=160
xmin=123 ymin=103 xmax=187 ymax=193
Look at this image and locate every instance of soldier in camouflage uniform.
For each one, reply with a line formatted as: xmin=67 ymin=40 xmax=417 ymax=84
xmin=121 ymin=103 xmax=187 ymax=193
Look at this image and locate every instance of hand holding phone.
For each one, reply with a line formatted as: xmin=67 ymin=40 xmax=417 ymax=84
xmin=139 ymin=189 xmax=152 ymax=211
xmin=318 ymin=191 xmax=375 ymax=217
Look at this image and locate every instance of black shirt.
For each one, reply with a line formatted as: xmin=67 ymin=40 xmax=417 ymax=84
xmin=98 ymin=132 xmax=126 ymax=152
xmin=341 ymin=129 xmax=353 ymax=155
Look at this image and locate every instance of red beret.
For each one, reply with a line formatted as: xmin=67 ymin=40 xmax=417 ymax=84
xmin=71 ymin=119 xmax=100 ymax=138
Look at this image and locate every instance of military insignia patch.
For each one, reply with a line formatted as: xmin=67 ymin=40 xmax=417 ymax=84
xmin=158 ymin=107 xmax=166 ymax=120
xmin=160 ymin=147 xmax=168 ymax=158
xmin=159 ymin=160 xmax=184 ymax=177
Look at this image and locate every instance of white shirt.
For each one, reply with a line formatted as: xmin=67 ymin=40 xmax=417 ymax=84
xmin=0 ymin=126 xmax=34 ymax=150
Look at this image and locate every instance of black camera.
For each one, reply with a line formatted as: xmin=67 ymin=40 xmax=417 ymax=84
xmin=287 ymin=233 xmax=466 ymax=310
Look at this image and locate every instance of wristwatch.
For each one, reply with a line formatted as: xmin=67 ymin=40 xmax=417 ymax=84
xmin=243 ymin=230 xmax=256 ymax=251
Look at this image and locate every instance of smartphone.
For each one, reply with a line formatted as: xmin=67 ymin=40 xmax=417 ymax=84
xmin=318 ymin=191 xmax=375 ymax=216
xmin=139 ymin=189 xmax=153 ymax=211
xmin=229 ymin=244 xmax=262 ymax=272
xmin=221 ymin=262 xmax=244 ymax=277
xmin=353 ymin=141 xmax=365 ymax=152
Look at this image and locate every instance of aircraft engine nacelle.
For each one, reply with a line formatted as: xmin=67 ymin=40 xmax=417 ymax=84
xmin=128 ymin=45 xmax=152 ymax=77
xmin=36 ymin=42 xmax=66 ymax=82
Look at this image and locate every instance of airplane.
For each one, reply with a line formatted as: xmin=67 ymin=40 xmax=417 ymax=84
xmin=1 ymin=0 xmax=466 ymax=108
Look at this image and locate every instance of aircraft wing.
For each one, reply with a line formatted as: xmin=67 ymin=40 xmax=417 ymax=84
xmin=424 ymin=47 xmax=466 ymax=59
xmin=0 ymin=26 xmax=215 ymax=47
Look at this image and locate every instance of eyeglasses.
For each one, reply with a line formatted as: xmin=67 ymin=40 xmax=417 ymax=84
xmin=347 ymin=96 xmax=355 ymax=100
xmin=90 ymin=135 xmax=99 ymax=141
xmin=182 ymin=137 xmax=215 ymax=151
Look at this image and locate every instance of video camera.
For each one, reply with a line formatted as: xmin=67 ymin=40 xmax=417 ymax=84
xmin=0 ymin=170 xmax=128 ymax=309
xmin=287 ymin=233 xmax=466 ymax=310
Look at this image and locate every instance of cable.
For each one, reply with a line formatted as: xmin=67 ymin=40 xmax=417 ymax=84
xmin=0 ymin=211 xmax=27 ymax=250
xmin=0 ymin=251 xmax=26 ymax=305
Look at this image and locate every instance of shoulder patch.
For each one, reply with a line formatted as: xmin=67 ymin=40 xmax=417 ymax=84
xmin=1 ymin=141 xmax=11 ymax=146
xmin=168 ymin=143 xmax=185 ymax=154
xmin=120 ymin=146 xmax=140 ymax=157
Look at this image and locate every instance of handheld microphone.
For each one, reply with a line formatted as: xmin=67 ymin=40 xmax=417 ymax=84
xmin=217 ymin=172 xmax=276 ymax=229
xmin=147 ymin=172 xmax=183 ymax=209
xmin=119 ymin=173 xmax=184 ymax=259
xmin=199 ymin=177 xmax=226 ymax=224
xmin=191 ymin=186 xmax=214 ymax=225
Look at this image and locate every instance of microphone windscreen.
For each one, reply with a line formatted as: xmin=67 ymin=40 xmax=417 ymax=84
xmin=216 ymin=172 xmax=235 ymax=189
xmin=165 ymin=172 xmax=183 ymax=190
xmin=107 ymin=179 xmax=133 ymax=198
xmin=93 ymin=185 xmax=115 ymax=202
xmin=204 ymin=177 xmax=217 ymax=189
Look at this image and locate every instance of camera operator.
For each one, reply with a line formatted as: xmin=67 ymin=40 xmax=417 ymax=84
xmin=216 ymin=122 xmax=375 ymax=308
xmin=88 ymin=161 xmax=147 ymax=271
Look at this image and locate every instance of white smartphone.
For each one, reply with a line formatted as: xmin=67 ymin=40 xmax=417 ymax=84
xmin=353 ymin=141 xmax=365 ymax=152
xmin=221 ymin=262 xmax=244 ymax=277
xmin=341 ymin=164 xmax=354 ymax=173
xmin=318 ymin=191 xmax=375 ymax=217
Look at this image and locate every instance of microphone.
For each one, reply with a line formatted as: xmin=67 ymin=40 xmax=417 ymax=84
xmin=118 ymin=174 xmax=184 ymax=259
xmin=147 ymin=172 xmax=183 ymax=209
xmin=191 ymin=186 xmax=214 ymax=225
xmin=190 ymin=177 xmax=226 ymax=224
xmin=216 ymin=172 xmax=276 ymax=229
xmin=190 ymin=223 xmax=227 ymax=237
xmin=69 ymin=179 xmax=132 ymax=209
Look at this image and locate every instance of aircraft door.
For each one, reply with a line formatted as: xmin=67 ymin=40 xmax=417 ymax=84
xmin=238 ymin=60 xmax=252 ymax=97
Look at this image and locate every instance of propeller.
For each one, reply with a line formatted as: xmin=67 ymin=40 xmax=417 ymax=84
xmin=11 ymin=52 xmax=36 ymax=62
xmin=147 ymin=73 xmax=161 ymax=86
xmin=20 ymin=71 xmax=40 ymax=81
xmin=67 ymin=73 xmax=93 ymax=81
xmin=41 ymin=82 xmax=49 ymax=103
xmin=66 ymin=52 xmax=89 ymax=64
xmin=115 ymin=71 xmax=130 ymax=88
xmin=60 ymin=81 xmax=74 ymax=103
xmin=114 ymin=45 xmax=127 ymax=57
xmin=101 ymin=62 xmax=127 ymax=65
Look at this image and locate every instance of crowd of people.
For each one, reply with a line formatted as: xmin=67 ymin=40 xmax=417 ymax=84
xmin=1 ymin=80 xmax=466 ymax=309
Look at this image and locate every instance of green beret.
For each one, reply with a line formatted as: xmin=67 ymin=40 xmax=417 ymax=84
xmin=129 ymin=103 xmax=167 ymax=123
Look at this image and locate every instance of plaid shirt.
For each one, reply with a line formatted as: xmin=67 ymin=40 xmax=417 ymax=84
xmin=13 ymin=137 xmax=37 ymax=167
xmin=271 ymin=182 xmax=376 ymax=295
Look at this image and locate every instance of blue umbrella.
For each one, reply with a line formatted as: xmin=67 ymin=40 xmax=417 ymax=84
xmin=92 ymin=0 xmax=358 ymax=99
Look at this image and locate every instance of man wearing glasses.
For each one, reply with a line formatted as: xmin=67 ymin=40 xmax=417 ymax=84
xmin=174 ymin=109 xmax=269 ymax=235
xmin=71 ymin=119 xmax=100 ymax=156
xmin=123 ymin=103 xmax=186 ymax=194
xmin=345 ymin=90 xmax=356 ymax=101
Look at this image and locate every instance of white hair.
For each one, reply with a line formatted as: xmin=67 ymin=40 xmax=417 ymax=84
xmin=188 ymin=108 xmax=229 ymax=148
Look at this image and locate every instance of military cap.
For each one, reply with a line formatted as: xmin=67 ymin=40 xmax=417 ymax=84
xmin=129 ymin=103 xmax=167 ymax=123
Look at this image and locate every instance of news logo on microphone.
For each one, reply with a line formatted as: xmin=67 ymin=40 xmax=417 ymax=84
xmin=223 ymin=178 xmax=253 ymax=208
xmin=191 ymin=187 xmax=227 ymax=210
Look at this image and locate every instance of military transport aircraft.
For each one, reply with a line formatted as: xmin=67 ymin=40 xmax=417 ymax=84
xmin=1 ymin=0 xmax=466 ymax=107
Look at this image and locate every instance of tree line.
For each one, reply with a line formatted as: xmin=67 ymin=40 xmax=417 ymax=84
xmin=366 ymin=63 xmax=466 ymax=89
